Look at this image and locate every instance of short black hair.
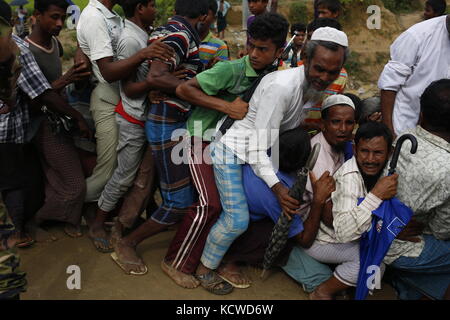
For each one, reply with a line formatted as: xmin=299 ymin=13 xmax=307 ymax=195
xmin=355 ymin=122 xmax=393 ymax=149
xmin=307 ymin=18 xmax=342 ymax=33
xmin=175 ymin=0 xmax=209 ymax=19
xmin=0 ymin=0 xmax=12 ymax=23
xmin=35 ymin=0 xmax=69 ymax=13
xmin=316 ymin=0 xmax=342 ymax=13
xmin=344 ymin=93 xmax=362 ymax=123
xmin=120 ymin=0 xmax=151 ymax=18
xmin=248 ymin=0 xmax=269 ymax=3
xmin=248 ymin=13 xmax=289 ymax=49
xmin=426 ymin=0 xmax=447 ymax=15
xmin=420 ymin=79 xmax=450 ymax=132
xmin=208 ymin=0 xmax=218 ymax=15
xmin=291 ymin=23 xmax=306 ymax=36
xmin=278 ymin=127 xmax=312 ymax=173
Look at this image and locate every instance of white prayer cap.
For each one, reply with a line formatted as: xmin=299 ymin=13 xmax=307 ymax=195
xmin=311 ymin=27 xmax=349 ymax=47
xmin=322 ymin=94 xmax=355 ymax=112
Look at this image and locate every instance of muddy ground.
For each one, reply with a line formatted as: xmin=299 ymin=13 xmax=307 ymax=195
xmin=18 ymin=224 xmax=397 ymax=300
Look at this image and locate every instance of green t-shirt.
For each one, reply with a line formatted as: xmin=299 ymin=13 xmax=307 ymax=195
xmin=187 ymin=56 xmax=258 ymax=141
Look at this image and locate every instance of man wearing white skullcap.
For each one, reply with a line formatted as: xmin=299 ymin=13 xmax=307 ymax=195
xmin=282 ymin=94 xmax=356 ymax=295
xmin=200 ymin=27 xmax=350 ymax=291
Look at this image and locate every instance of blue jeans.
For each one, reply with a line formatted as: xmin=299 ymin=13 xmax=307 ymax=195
xmin=390 ymin=234 xmax=450 ymax=300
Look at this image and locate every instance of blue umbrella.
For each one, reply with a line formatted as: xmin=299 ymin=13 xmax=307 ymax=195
xmin=9 ymin=0 xmax=29 ymax=6
xmin=355 ymin=134 xmax=418 ymax=300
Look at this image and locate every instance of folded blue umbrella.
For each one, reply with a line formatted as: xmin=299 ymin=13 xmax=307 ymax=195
xmin=355 ymin=197 xmax=413 ymax=300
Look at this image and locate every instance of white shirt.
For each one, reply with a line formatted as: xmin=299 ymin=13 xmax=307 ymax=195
xmin=117 ymin=20 xmax=149 ymax=121
xmin=315 ymin=157 xmax=383 ymax=244
xmin=216 ymin=66 xmax=315 ymax=188
xmin=77 ymin=0 xmax=124 ymax=84
xmin=378 ymin=15 xmax=450 ymax=135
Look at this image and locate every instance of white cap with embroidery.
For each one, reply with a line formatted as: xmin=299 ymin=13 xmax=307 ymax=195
xmin=311 ymin=27 xmax=349 ymax=47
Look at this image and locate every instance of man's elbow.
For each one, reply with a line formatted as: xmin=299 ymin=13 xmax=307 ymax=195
xmin=175 ymin=82 xmax=190 ymax=100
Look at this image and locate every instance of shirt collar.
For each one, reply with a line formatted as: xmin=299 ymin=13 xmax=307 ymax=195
xmin=202 ymin=31 xmax=213 ymax=43
xmin=124 ymin=19 xmax=149 ymax=40
xmin=90 ymin=0 xmax=120 ymax=19
xmin=170 ymin=15 xmax=201 ymax=46
xmin=244 ymin=55 xmax=258 ymax=77
xmin=317 ymin=132 xmax=344 ymax=164
xmin=415 ymin=125 xmax=450 ymax=153
xmin=341 ymin=156 xmax=360 ymax=175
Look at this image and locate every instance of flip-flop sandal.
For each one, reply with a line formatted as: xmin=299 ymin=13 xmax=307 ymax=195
xmin=218 ymin=270 xmax=251 ymax=289
xmin=15 ymin=237 xmax=35 ymax=248
xmin=89 ymin=236 xmax=114 ymax=253
xmin=64 ymin=225 xmax=83 ymax=238
xmin=195 ymin=271 xmax=234 ymax=295
xmin=111 ymin=252 xmax=148 ymax=275
xmin=161 ymin=260 xmax=199 ymax=289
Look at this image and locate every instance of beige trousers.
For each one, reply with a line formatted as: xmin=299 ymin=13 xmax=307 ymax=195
xmin=85 ymin=82 xmax=119 ymax=202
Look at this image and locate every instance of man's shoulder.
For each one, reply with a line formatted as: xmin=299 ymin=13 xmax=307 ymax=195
xmin=404 ymin=15 xmax=447 ymax=40
xmin=334 ymin=157 xmax=359 ymax=179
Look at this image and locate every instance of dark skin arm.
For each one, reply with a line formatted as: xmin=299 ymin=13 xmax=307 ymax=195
xmin=34 ymin=89 xmax=93 ymax=140
xmin=321 ymin=200 xmax=334 ymax=229
xmin=146 ymin=60 xmax=183 ymax=94
xmin=295 ymin=171 xmax=336 ymax=248
xmin=123 ymin=69 xmax=188 ymax=99
xmin=380 ymin=89 xmax=397 ymax=138
xmin=176 ymin=78 xmax=248 ymax=120
xmin=97 ymin=41 xmax=175 ymax=83
xmin=51 ymin=62 xmax=91 ymax=92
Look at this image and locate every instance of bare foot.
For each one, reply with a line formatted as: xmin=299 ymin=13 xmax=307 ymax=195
xmin=309 ymin=287 xmax=334 ymax=300
xmin=12 ymin=231 xmax=35 ymax=248
xmin=161 ymin=260 xmax=200 ymax=289
xmin=110 ymin=218 xmax=123 ymax=248
xmin=217 ymin=262 xmax=252 ymax=288
xmin=26 ymin=222 xmax=57 ymax=243
xmin=111 ymin=239 xmax=147 ymax=275
xmin=0 ymin=235 xmax=17 ymax=250
xmin=64 ymin=223 xmax=83 ymax=238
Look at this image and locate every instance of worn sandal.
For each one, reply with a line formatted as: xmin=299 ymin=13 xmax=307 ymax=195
xmin=195 ymin=271 xmax=234 ymax=295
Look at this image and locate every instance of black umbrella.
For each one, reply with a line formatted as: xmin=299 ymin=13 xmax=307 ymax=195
xmin=261 ymin=143 xmax=321 ymax=279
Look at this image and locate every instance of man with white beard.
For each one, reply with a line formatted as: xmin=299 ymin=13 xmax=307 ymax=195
xmin=196 ymin=27 xmax=350 ymax=289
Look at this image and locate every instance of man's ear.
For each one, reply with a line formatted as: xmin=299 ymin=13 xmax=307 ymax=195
xmin=418 ymin=111 xmax=424 ymax=126
xmin=319 ymin=118 xmax=326 ymax=132
xmin=275 ymin=47 xmax=284 ymax=59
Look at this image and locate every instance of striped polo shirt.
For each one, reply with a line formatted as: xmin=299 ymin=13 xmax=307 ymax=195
xmin=199 ymin=32 xmax=229 ymax=66
xmin=148 ymin=16 xmax=204 ymax=113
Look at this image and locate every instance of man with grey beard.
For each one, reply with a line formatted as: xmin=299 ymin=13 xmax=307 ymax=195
xmin=197 ymin=27 xmax=349 ymax=291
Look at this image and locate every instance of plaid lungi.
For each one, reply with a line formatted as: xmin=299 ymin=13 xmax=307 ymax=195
xmin=145 ymin=102 xmax=194 ymax=225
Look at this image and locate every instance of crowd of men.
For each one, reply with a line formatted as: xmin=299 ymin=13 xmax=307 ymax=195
xmin=0 ymin=0 xmax=449 ymax=300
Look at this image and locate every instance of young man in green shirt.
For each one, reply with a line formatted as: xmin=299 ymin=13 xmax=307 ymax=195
xmin=163 ymin=13 xmax=288 ymax=295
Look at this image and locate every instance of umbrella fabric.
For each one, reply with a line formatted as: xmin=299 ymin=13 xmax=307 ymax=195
xmin=261 ymin=170 xmax=308 ymax=274
xmin=9 ymin=0 xmax=29 ymax=6
xmin=355 ymin=197 xmax=413 ymax=300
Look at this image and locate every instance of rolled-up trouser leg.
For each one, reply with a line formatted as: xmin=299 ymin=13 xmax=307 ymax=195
xmin=97 ymin=114 xmax=147 ymax=213
xmin=85 ymin=83 xmax=119 ymax=202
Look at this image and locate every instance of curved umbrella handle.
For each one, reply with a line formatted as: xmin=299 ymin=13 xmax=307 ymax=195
xmin=388 ymin=134 xmax=418 ymax=175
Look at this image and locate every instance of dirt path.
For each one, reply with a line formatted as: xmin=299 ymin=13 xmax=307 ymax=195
xmin=18 ymin=224 xmax=397 ymax=300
